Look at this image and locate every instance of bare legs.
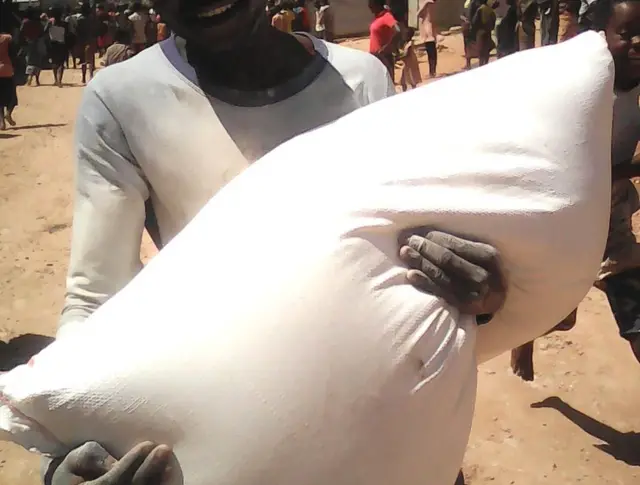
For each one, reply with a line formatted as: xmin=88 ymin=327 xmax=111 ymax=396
xmin=53 ymin=65 xmax=65 ymax=87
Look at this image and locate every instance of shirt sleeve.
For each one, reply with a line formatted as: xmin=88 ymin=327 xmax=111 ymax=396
xmin=59 ymin=84 xmax=149 ymax=337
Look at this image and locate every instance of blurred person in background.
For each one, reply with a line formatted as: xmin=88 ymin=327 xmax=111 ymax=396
xmin=156 ymin=14 xmax=169 ymax=41
xmin=472 ymin=0 xmax=496 ymax=66
xmin=292 ymin=0 xmax=311 ymax=31
xmin=128 ymin=1 xmax=149 ymax=53
xmin=314 ymin=0 xmax=334 ymax=41
xmin=368 ymin=0 xmax=400 ymax=77
xmin=496 ymin=0 xmax=518 ymax=57
xmin=20 ymin=7 xmax=45 ymax=86
xmin=102 ymin=27 xmax=134 ymax=66
xmin=74 ymin=2 xmax=99 ymax=84
xmin=0 ymin=27 xmax=18 ymax=129
xmin=539 ymin=0 xmax=560 ymax=45
xmin=517 ymin=0 xmax=537 ymax=49
xmin=95 ymin=4 xmax=112 ymax=57
xmin=145 ymin=8 xmax=158 ymax=47
xmin=48 ymin=7 xmax=68 ymax=87
xmin=558 ymin=0 xmax=580 ymax=40
xmin=418 ymin=0 xmax=438 ymax=77
xmin=397 ymin=25 xmax=421 ymax=90
xmin=271 ymin=0 xmax=296 ymax=32
xmin=64 ymin=5 xmax=78 ymax=68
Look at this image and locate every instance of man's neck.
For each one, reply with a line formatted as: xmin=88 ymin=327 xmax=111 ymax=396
xmin=181 ymin=26 xmax=314 ymax=91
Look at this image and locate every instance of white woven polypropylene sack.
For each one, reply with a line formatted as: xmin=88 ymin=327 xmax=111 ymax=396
xmin=0 ymin=32 xmax=612 ymax=485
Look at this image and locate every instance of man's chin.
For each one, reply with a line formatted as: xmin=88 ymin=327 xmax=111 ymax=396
xmin=172 ymin=18 xmax=261 ymax=52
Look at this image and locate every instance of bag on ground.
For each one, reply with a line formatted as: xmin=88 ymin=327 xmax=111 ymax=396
xmin=0 ymin=32 xmax=613 ymax=485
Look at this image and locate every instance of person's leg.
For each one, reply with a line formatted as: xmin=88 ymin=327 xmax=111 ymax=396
xmin=5 ymin=78 xmax=16 ymax=126
xmin=34 ymin=68 xmax=40 ymax=86
xmin=87 ymin=44 xmax=96 ymax=80
xmin=602 ymin=268 xmax=640 ymax=364
xmin=0 ymin=106 xmax=6 ymax=130
xmin=540 ymin=0 xmax=560 ymax=45
xmin=540 ymin=1 xmax=551 ymax=45
xmin=424 ymin=41 xmax=437 ymax=77
xmin=58 ymin=64 xmax=65 ymax=87
xmin=5 ymin=105 xmax=15 ymax=125
xmin=400 ymin=63 xmax=408 ymax=91
xmin=510 ymin=308 xmax=577 ymax=380
xmin=477 ymin=33 xmax=489 ymax=66
xmin=78 ymin=43 xmax=88 ymax=83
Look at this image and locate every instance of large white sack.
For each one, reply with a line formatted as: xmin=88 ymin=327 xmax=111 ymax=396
xmin=0 ymin=32 xmax=612 ymax=485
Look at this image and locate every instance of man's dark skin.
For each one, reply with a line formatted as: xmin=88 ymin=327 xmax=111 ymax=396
xmin=44 ymin=0 xmax=507 ymax=481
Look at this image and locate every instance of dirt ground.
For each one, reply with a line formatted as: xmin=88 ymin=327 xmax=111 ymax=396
xmin=1 ymin=33 xmax=640 ymax=485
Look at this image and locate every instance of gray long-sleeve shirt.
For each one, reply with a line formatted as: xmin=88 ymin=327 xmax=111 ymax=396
xmin=59 ymin=35 xmax=395 ymax=337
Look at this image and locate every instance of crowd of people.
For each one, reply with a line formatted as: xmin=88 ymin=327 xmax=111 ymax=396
xmin=0 ymin=0 xmax=171 ymax=129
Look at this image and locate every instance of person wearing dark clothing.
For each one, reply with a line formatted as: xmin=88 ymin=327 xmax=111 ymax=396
xmin=75 ymin=4 xmax=98 ymax=83
xmin=48 ymin=8 xmax=68 ymax=86
xmin=292 ymin=0 xmax=311 ymax=31
xmin=539 ymin=0 xmax=560 ymax=45
xmin=516 ymin=0 xmax=537 ymax=49
xmin=472 ymin=0 xmax=496 ymax=65
xmin=497 ymin=0 xmax=518 ymax=56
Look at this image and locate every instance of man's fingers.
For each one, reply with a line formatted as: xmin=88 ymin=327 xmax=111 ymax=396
xmin=405 ymin=254 xmax=471 ymax=305
xmin=95 ymin=442 xmax=157 ymax=485
xmin=132 ymin=445 xmax=172 ymax=485
xmin=423 ymin=231 xmax=500 ymax=268
xmin=401 ymin=238 xmax=490 ymax=295
xmin=407 ymin=269 xmax=490 ymax=314
xmin=61 ymin=442 xmax=118 ymax=480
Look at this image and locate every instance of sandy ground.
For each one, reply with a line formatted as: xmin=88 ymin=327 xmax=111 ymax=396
xmin=1 ymin=33 xmax=640 ymax=485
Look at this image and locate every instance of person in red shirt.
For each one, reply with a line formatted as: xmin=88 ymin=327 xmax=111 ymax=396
xmin=368 ymin=0 xmax=400 ymax=78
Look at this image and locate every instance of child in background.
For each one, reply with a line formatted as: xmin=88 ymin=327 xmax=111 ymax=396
xmin=314 ymin=0 xmax=334 ymax=41
xmin=368 ymin=0 xmax=401 ymax=78
xmin=558 ymin=0 xmax=580 ymax=41
xmin=20 ymin=8 xmax=45 ymax=86
xmin=156 ymin=14 xmax=169 ymax=42
xmin=417 ymin=0 xmax=438 ymax=78
xmin=472 ymin=0 xmax=496 ymax=66
xmin=292 ymin=0 xmax=311 ymax=32
xmin=0 ymin=30 xmax=18 ymax=129
xmin=271 ymin=0 xmax=296 ymax=33
xmin=101 ymin=28 xmax=134 ymax=67
xmin=397 ymin=26 xmax=421 ymax=90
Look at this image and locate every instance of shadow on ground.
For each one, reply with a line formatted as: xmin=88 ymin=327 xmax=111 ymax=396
xmin=8 ymin=123 xmax=67 ymax=131
xmin=0 ymin=333 xmax=54 ymax=371
xmin=532 ymin=396 xmax=640 ymax=466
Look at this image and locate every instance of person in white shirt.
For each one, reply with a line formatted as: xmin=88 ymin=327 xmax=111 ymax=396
xmin=47 ymin=0 xmax=506 ymax=480
xmin=127 ymin=1 xmax=149 ymax=53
